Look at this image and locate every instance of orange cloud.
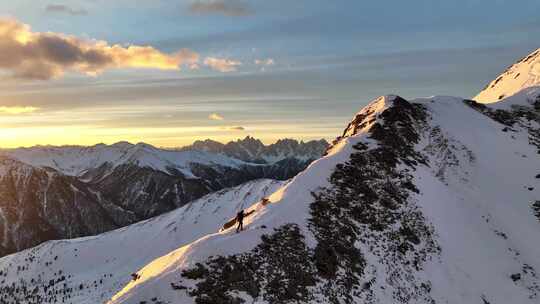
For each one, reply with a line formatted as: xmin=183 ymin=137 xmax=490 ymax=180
xmin=203 ymin=57 xmax=241 ymax=72
xmin=209 ymin=113 xmax=224 ymax=120
xmin=0 ymin=18 xmax=200 ymax=80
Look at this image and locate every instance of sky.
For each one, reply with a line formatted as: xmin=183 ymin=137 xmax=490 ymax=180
xmin=0 ymin=0 xmax=538 ymax=148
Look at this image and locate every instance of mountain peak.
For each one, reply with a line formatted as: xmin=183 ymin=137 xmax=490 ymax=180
xmin=182 ymin=136 xmax=329 ymax=163
xmin=236 ymin=135 xmax=264 ymax=146
xmin=110 ymin=141 xmax=135 ymax=149
xmin=342 ymin=94 xmax=407 ymax=138
xmin=475 ymin=48 xmax=540 ymax=103
xmin=134 ymin=142 xmax=157 ymax=150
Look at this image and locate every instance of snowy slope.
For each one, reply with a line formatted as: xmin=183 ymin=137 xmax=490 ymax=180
xmin=106 ymin=91 xmax=540 ymax=304
xmin=0 ymin=179 xmax=284 ymax=303
xmin=475 ymin=48 xmax=540 ymax=103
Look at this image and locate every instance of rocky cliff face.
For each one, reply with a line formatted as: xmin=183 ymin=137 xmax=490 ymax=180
xmin=0 ymin=157 xmax=119 ymax=257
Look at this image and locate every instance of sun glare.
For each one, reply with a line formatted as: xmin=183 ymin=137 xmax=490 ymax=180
xmin=0 ymin=106 xmax=39 ymax=114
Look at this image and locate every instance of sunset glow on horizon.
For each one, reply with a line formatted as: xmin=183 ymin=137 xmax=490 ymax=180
xmin=0 ymin=0 xmax=538 ymax=148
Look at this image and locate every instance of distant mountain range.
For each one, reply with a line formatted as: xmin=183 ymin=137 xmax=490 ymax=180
xmin=0 ymin=137 xmax=328 ymax=256
xmin=180 ymin=136 xmax=329 ymax=164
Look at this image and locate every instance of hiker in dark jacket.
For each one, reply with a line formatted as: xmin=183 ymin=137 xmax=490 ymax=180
xmin=236 ymin=210 xmax=245 ymax=233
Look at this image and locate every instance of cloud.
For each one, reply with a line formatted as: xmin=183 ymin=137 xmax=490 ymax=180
xmin=189 ymin=0 xmax=251 ymax=16
xmin=209 ymin=113 xmax=224 ymax=120
xmin=204 ymin=57 xmax=241 ymax=72
xmin=220 ymin=126 xmax=245 ymax=131
xmin=0 ymin=106 xmax=39 ymax=114
xmin=45 ymin=4 xmax=88 ymax=16
xmin=0 ymin=18 xmax=200 ymax=80
xmin=254 ymin=58 xmax=275 ymax=66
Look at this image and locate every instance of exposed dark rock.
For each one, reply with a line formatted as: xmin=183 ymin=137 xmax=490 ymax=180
xmin=95 ymin=164 xmax=215 ymax=219
xmin=0 ymin=157 xmax=118 ymax=257
xmin=308 ymin=96 xmax=437 ymax=303
xmin=464 ymin=98 xmax=540 ymax=153
xmin=532 ymin=201 xmax=540 ymax=222
xmin=179 ymin=224 xmax=317 ymax=304
xmin=463 ymin=99 xmax=517 ymax=126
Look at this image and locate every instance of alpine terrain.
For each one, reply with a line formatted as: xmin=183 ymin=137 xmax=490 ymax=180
xmin=0 ymin=139 xmax=326 ymax=257
xmin=0 ymin=48 xmax=539 ymax=304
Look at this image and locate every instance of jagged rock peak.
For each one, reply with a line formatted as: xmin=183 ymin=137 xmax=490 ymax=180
xmin=181 ymin=136 xmax=329 ymax=163
xmin=339 ymin=94 xmax=412 ymax=139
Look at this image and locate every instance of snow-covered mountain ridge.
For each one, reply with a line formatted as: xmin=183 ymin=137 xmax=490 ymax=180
xmin=106 ymin=88 xmax=540 ymax=304
xmin=1 ymin=141 xmax=248 ymax=178
xmin=1 ymin=51 xmax=539 ymax=304
xmin=1 ymin=137 xmax=328 ymax=178
xmin=475 ymin=48 xmax=540 ymax=103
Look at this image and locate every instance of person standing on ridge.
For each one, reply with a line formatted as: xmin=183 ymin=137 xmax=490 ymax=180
xmin=236 ymin=209 xmax=245 ymax=233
